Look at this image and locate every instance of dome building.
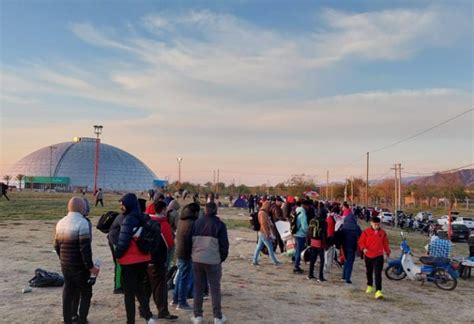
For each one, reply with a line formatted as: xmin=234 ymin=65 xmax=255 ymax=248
xmin=6 ymin=137 xmax=158 ymax=192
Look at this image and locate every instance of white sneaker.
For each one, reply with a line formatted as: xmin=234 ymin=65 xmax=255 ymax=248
xmin=191 ymin=316 xmax=203 ymax=324
xmin=147 ymin=318 xmax=156 ymax=324
xmin=214 ymin=314 xmax=227 ymax=324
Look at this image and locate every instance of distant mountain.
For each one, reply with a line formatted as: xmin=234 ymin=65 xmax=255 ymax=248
xmin=407 ymin=169 xmax=474 ymax=187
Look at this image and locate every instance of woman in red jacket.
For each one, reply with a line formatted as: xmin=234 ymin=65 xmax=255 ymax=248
xmin=359 ymin=216 xmax=391 ymax=299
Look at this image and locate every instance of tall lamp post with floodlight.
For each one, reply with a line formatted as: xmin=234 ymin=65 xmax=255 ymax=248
xmin=93 ymin=125 xmax=103 ymax=194
xmin=177 ymin=157 xmax=183 ymax=187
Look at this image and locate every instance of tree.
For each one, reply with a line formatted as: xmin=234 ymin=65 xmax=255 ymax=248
xmin=2 ymin=175 xmax=11 ymax=185
xmin=16 ymin=174 xmax=25 ymax=190
xmin=285 ymin=174 xmax=317 ymax=196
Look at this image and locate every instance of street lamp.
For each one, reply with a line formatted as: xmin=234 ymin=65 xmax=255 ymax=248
xmin=49 ymin=146 xmax=57 ymax=192
xmin=93 ymin=125 xmax=103 ymax=193
xmin=177 ymin=157 xmax=183 ymax=186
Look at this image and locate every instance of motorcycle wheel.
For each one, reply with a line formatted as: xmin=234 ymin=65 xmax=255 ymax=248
xmin=385 ymin=264 xmax=407 ymax=280
xmin=433 ymin=269 xmax=457 ymax=291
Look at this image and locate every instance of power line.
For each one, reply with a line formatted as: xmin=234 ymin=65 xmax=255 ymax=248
xmin=370 ymin=108 xmax=473 ymax=154
xmin=403 ymin=163 xmax=474 ymax=177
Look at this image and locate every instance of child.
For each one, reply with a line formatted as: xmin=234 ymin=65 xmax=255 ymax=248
xmin=307 ymin=211 xmax=327 ymax=282
xmin=359 ymin=216 xmax=390 ymax=299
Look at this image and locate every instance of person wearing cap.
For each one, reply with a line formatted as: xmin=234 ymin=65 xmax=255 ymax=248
xmin=54 ymin=197 xmax=98 ymax=324
xmin=359 ymin=216 xmax=391 ymax=299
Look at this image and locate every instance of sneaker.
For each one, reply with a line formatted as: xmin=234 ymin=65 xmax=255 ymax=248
xmin=345 ymin=280 xmax=352 ymax=284
xmin=169 ymin=301 xmax=178 ymax=306
xmin=375 ymin=290 xmax=384 ymax=299
xmin=190 ymin=316 xmax=203 ymax=324
xmin=113 ymin=288 xmax=123 ymax=294
xmin=203 ymin=293 xmax=209 ymax=300
xmin=214 ymin=314 xmax=227 ymax=324
xmin=157 ymin=314 xmax=178 ymax=321
xmin=273 ymin=261 xmax=283 ymax=266
xmin=147 ymin=318 xmax=156 ymax=324
xmin=307 ymin=275 xmax=316 ymax=280
xmin=317 ymin=278 xmax=326 ymax=283
xmin=293 ymin=268 xmax=304 ymax=274
xmin=176 ymin=304 xmax=193 ymax=311
xmin=366 ymin=286 xmax=374 ymax=294
xmin=252 ymin=261 xmax=260 ymax=266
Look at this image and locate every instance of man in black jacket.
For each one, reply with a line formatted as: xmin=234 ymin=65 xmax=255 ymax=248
xmin=54 ymin=197 xmax=98 ymax=324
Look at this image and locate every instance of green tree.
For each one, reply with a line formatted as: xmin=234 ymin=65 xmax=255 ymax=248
xmin=2 ymin=175 xmax=11 ymax=185
xmin=16 ymin=174 xmax=25 ymax=190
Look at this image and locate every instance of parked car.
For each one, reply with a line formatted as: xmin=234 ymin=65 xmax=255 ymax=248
xmin=380 ymin=212 xmax=394 ymax=224
xmin=438 ymin=224 xmax=471 ymax=242
xmin=415 ymin=212 xmax=433 ymax=221
xmin=438 ymin=215 xmax=474 ymax=230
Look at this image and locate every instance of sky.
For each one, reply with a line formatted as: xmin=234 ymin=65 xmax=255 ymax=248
xmin=0 ymin=0 xmax=473 ymax=186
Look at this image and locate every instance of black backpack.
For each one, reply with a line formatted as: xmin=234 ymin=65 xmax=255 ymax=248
xmin=135 ymin=214 xmax=162 ymax=254
xmin=249 ymin=212 xmax=260 ymax=231
xmin=96 ymin=211 xmax=119 ymax=234
xmin=29 ymin=268 xmax=64 ymax=287
xmin=290 ymin=211 xmax=301 ymax=235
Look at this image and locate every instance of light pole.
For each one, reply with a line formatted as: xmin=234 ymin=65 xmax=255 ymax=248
xmin=49 ymin=146 xmax=57 ymax=192
xmin=177 ymin=157 xmax=183 ymax=186
xmin=93 ymin=125 xmax=103 ymax=193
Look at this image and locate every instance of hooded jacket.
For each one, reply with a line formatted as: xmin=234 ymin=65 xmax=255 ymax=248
xmin=167 ymin=199 xmax=181 ymax=233
xmin=175 ymin=203 xmax=199 ymax=259
xmin=258 ymin=201 xmax=274 ymax=238
xmin=114 ymin=193 xmax=151 ymax=265
xmin=341 ymin=212 xmax=362 ymax=251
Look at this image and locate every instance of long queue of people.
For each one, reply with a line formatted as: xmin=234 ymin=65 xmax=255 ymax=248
xmin=54 ymin=193 xmax=229 ymax=324
xmin=251 ymin=197 xmax=391 ymax=300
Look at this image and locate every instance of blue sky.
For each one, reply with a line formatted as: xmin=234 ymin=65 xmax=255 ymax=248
xmin=1 ymin=0 xmax=472 ymax=185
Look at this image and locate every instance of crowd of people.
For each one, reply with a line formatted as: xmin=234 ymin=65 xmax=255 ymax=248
xmin=249 ymin=196 xmax=391 ymax=299
xmin=53 ymin=193 xmax=229 ymax=324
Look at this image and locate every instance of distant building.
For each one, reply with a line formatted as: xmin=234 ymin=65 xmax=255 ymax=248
xmin=6 ymin=137 xmax=160 ymax=192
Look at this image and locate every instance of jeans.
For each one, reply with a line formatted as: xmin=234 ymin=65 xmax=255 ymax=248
xmin=193 ymin=262 xmax=222 ymax=319
xmin=146 ymin=263 xmax=171 ymax=316
xmin=342 ymin=248 xmax=356 ymax=282
xmin=309 ymin=247 xmax=325 ymax=279
xmin=121 ymin=262 xmax=152 ymax=324
xmin=61 ymin=266 xmax=92 ymax=324
xmin=252 ymin=232 xmax=279 ymax=264
xmin=294 ymin=236 xmax=306 ymax=270
xmin=365 ymin=255 xmax=384 ymax=291
xmin=173 ymin=258 xmax=193 ymax=306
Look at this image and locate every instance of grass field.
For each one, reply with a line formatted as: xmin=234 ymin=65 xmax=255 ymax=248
xmin=0 ymin=191 xmax=470 ymax=256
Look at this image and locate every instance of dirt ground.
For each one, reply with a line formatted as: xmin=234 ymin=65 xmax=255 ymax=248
xmin=0 ymin=209 xmax=473 ymax=324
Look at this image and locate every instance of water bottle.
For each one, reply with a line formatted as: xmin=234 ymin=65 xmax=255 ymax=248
xmin=87 ymin=259 xmax=102 ymax=285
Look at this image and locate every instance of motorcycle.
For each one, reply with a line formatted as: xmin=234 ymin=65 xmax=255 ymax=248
xmin=385 ymin=232 xmax=459 ymax=290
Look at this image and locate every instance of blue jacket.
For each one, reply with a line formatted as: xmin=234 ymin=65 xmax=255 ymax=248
xmin=342 ymin=213 xmax=361 ymax=251
xmin=294 ymin=207 xmax=309 ymax=238
xmin=190 ymin=212 xmax=229 ymax=265
xmin=114 ymin=193 xmax=146 ymax=259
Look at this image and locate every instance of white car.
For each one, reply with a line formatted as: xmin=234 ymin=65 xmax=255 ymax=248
xmin=380 ymin=212 xmax=393 ymax=224
xmin=415 ymin=212 xmax=433 ymax=221
xmin=438 ymin=215 xmax=474 ymax=230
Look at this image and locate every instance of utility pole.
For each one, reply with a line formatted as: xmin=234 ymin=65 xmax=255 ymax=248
xmin=366 ymin=152 xmax=369 ymax=207
xmin=213 ymin=170 xmax=216 ymax=192
xmin=350 ymin=175 xmax=354 ymax=203
xmin=344 ymin=180 xmax=348 ymax=202
xmin=392 ymin=164 xmax=398 ymax=212
xmin=398 ymin=163 xmax=402 ymax=211
xmin=326 ymin=170 xmax=329 ymax=200
xmin=331 ymin=183 xmax=334 ymax=201
xmin=216 ymin=169 xmax=220 ymax=194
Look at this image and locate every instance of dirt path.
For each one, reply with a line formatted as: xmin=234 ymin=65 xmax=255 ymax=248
xmin=0 ymin=215 xmax=472 ymax=323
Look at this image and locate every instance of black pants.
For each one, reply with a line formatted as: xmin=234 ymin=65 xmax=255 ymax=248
xmin=146 ymin=263 xmax=171 ymax=317
xmin=95 ymin=199 xmax=103 ymax=207
xmin=249 ymin=206 xmax=255 ymax=214
xmin=193 ymin=262 xmax=222 ymax=319
xmin=61 ymin=267 xmax=92 ymax=324
xmin=121 ymin=262 xmax=152 ymax=324
xmin=365 ymin=255 xmax=384 ymax=291
xmin=271 ymin=220 xmax=285 ymax=253
xmin=309 ymin=247 xmax=325 ymax=280
xmin=1 ymin=192 xmax=9 ymax=201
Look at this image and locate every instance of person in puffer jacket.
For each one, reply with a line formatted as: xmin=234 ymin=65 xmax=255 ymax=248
xmin=113 ymin=193 xmax=153 ymax=324
xmin=190 ymin=203 xmax=229 ymax=324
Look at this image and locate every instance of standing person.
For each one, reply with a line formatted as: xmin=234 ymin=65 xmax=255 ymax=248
xmin=0 ymin=182 xmax=10 ymax=201
xmin=108 ymin=211 xmax=124 ymax=294
xmin=112 ymin=193 xmax=154 ymax=324
xmin=359 ymin=216 xmax=391 ymax=299
xmin=95 ymin=188 xmax=104 ymax=207
xmin=341 ymin=205 xmax=361 ymax=284
xmin=307 ymin=203 xmax=327 ymax=282
xmin=252 ymin=201 xmax=282 ymax=266
xmin=173 ymin=203 xmax=200 ymax=310
xmin=324 ymin=204 xmax=337 ymax=273
xmin=190 ymin=203 xmax=229 ymax=324
xmin=293 ymin=200 xmax=309 ymax=274
xmin=146 ymin=200 xmax=179 ymax=321
xmin=54 ymin=197 xmax=98 ymax=324
xmin=248 ymin=194 xmax=255 ymax=214
xmin=269 ymin=197 xmax=285 ymax=253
